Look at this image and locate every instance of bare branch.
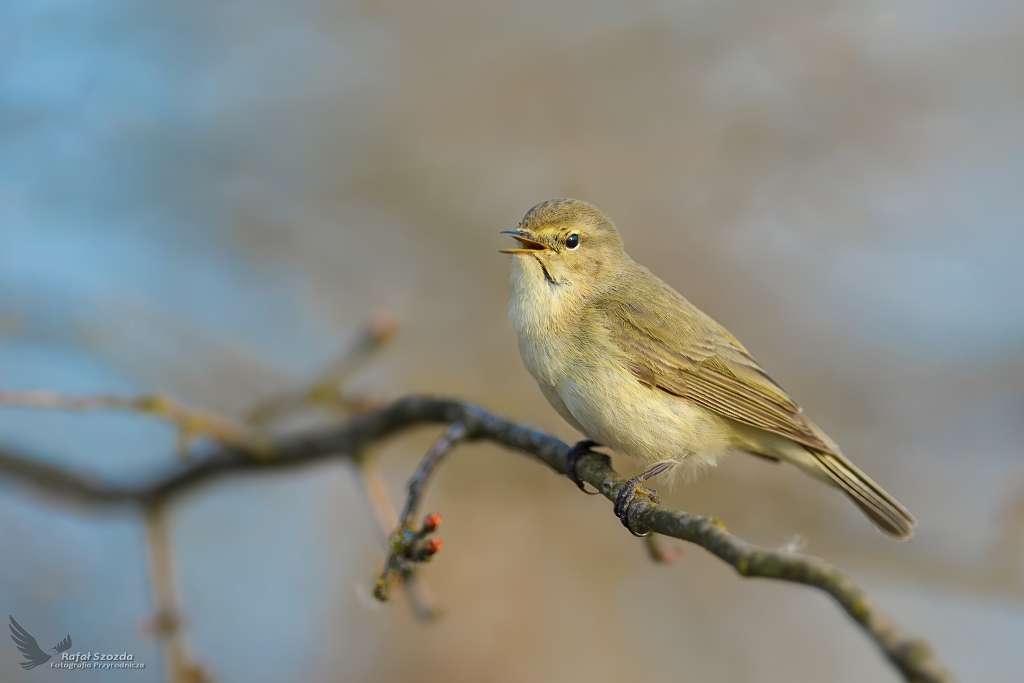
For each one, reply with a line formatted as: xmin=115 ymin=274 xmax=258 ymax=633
xmin=0 ymin=390 xmax=262 ymax=456
xmin=644 ymin=533 xmax=682 ymax=564
xmin=0 ymin=395 xmax=954 ymax=683
xmin=142 ymin=504 xmax=212 ymax=683
xmin=397 ymin=422 xmax=468 ymax=532
xmin=374 ymin=422 xmax=467 ymax=600
xmin=355 ymin=455 xmax=442 ymax=620
xmin=245 ymin=311 xmax=398 ymax=425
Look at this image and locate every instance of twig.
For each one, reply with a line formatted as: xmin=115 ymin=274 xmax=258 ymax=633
xmin=143 ymin=504 xmax=211 ymax=683
xmin=355 ymin=455 xmax=442 ymax=620
xmin=644 ymin=534 xmax=682 ymax=563
xmin=0 ymin=395 xmax=954 ymax=683
xmin=397 ymin=423 xmax=468 ymax=533
xmin=0 ymin=390 xmax=261 ymax=456
xmin=245 ymin=311 xmax=398 ymax=425
xmin=374 ymin=423 xmax=467 ymax=600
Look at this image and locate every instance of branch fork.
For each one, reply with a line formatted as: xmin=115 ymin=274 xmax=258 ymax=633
xmin=0 ymin=396 xmax=955 ymax=683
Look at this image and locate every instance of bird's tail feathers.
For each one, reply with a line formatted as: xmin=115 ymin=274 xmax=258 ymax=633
xmin=792 ymin=448 xmax=917 ymax=539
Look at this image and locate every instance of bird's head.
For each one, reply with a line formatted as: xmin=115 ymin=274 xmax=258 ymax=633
xmin=500 ymin=199 xmax=626 ymax=296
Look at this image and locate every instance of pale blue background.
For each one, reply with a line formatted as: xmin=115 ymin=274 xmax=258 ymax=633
xmin=2 ymin=1 xmax=1023 ymax=681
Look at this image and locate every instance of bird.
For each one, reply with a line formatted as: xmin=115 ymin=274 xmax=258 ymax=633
xmin=501 ymin=198 xmax=916 ymax=539
xmin=9 ymin=615 xmax=72 ymax=670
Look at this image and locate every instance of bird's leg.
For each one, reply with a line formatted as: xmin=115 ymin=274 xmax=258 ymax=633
xmin=564 ymin=439 xmax=603 ymax=494
xmin=614 ymin=461 xmax=672 ymax=536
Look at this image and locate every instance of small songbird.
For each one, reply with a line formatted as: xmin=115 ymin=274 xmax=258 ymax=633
xmin=502 ymin=199 xmax=916 ymax=539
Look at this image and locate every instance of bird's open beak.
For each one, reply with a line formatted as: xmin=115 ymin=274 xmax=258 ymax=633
xmin=499 ymin=230 xmax=550 ymax=254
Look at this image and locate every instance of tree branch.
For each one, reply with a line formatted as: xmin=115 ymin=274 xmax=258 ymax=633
xmin=355 ymin=453 xmax=443 ymax=620
xmin=244 ymin=310 xmax=399 ymax=425
xmin=0 ymin=390 xmax=262 ymax=456
xmin=142 ymin=504 xmax=212 ymax=683
xmin=374 ymin=422 xmax=467 ymax=600
xmin=0 ymin=395 xmax=954 ymax=683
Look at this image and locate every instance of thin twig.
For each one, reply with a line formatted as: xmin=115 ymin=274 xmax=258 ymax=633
xmin=374 ymin=423 xmax=467 ymax=601
xmin=644 ymin=534 xmax=682 ymax=564
xmin=245 ymin=311 xmax=398 ymax=426
xmin=0 ymin=395 xmax=954 ymax=683
xmin=355 ymin=456 xmax=442 ymax=620
xmin=143 ymin=504 xmax=211 ymax=683
xmin=0 ymin=390 xmax=261 ymax=456
xmin=358 ymin=456 xmax=400 ymax=533
xmin=397 ymin=423 xmax=468 ymax=531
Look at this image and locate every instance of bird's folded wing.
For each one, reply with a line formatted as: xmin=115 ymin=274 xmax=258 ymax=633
xmin=599 ymin=283 xmax=833 ymax=454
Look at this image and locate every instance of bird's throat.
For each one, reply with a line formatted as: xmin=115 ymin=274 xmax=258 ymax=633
xmin=508 ymin=255 xmax=579 ymax=342
xmin=535 ymin=257 xmax=558 ymax=286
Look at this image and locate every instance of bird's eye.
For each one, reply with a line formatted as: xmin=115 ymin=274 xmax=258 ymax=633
xmin=565 ymin=233 xmax=580 ymax=249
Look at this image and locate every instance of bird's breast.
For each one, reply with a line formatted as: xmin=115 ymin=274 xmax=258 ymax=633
xmin=555 ymin=364 xmax=733 ymax=468
xmin=508 ymin=257 xmax=578 ymax=385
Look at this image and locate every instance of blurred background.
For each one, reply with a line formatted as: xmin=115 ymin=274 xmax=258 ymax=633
xmin=2 ymin=0 xmax=1023 ymax=681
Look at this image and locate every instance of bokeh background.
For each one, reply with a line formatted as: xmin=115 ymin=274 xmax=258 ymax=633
xmin=2 ymin=0 xmax=1023 ymax=681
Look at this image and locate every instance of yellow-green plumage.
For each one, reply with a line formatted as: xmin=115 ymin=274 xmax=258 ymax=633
xmin=505 ymin=198 xmax=916 ymax=539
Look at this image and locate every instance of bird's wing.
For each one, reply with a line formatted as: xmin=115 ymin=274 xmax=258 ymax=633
xmin=54 ymin=634 xmax=72 ymax=652
xmin=9 ymin=616 xmax=52 ymax=669
xmin=597 ymin=276 xmax=835 ymax=454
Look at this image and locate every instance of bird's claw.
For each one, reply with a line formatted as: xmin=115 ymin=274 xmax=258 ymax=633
xmin=614 ymin=480 xmax=660 ymax=536
xmin=564 ymin=440 xmax=603 ymax=495
xmin=613 ymin=464 xmax=671 ymax=536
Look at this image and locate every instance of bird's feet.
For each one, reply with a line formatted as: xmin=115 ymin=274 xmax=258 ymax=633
xmin=564 ymin=440 xmax=603 ymax=494
xmin=613 ymin=462 xmax=672 ymax=536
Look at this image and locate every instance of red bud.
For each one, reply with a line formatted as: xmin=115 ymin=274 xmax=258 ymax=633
xmin=423 ymin=512 xmax=441 ymax=531
xmin=424 ymin=538 xmax=442 ymax=555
